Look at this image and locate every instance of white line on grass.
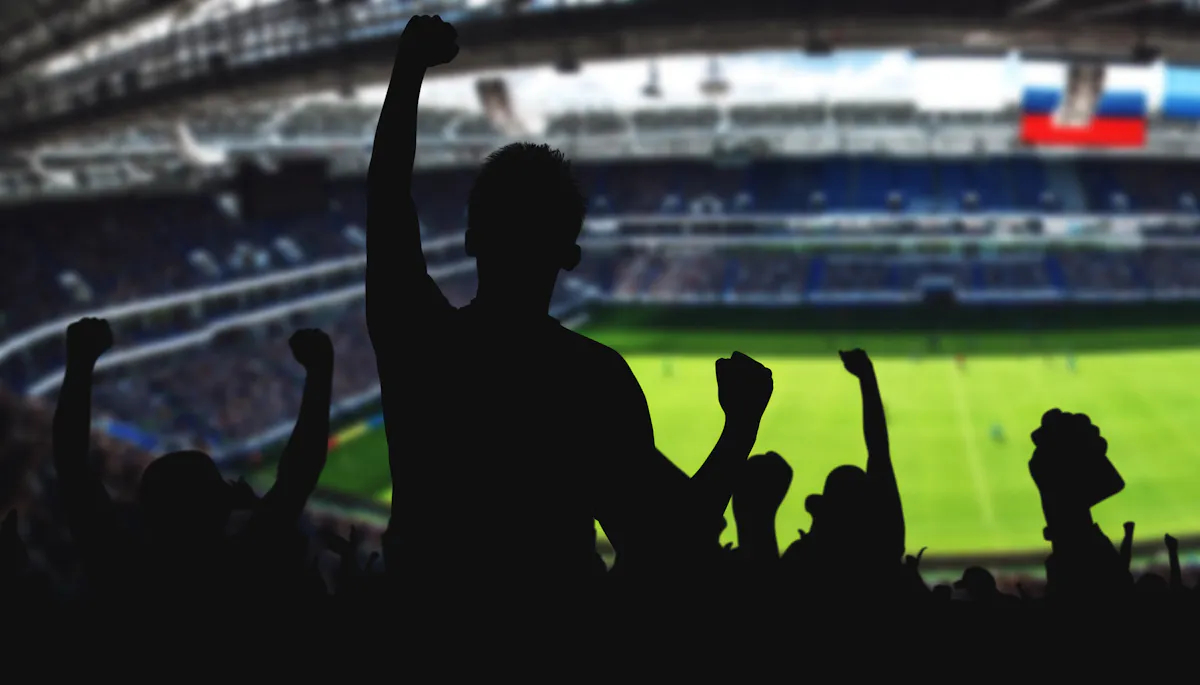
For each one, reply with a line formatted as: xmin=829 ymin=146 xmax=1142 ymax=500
xmin=948 ymin=363 xmax=997 ymax=528
xmin=1116 ymin=375 xmax=1194 ymax=525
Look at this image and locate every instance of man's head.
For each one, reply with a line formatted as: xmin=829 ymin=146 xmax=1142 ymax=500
xmin=805 ymin=465 xmax=873 ymax=541
xmin=138 ymin=450 xmax=232 ymax=546
xmin=465 ymin=143 xmax=585 ymax=284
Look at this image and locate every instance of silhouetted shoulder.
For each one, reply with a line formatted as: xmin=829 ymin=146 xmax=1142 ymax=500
xmin=553 ymin=325 xmax=634 ymax=379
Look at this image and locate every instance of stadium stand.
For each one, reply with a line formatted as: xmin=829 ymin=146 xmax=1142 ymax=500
xmin=3 ymin=157 xmax=1200 ymax=474
xmin=11 ymin=3 xmax=1200 ymax=609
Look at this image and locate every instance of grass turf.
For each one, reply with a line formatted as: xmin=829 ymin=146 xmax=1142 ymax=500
xmin=312 ymin=328 xmax=1200 ymax=556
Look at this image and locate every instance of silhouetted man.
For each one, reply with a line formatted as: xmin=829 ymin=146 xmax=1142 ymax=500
xmin=367 ymin=16 xmax=770 ymax=592
xmin=52 ymin=318 xmax=333 ymax=606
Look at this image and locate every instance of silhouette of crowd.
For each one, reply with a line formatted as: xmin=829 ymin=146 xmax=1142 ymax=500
xmin=0 ymin=16 xmax=1196 ymax=611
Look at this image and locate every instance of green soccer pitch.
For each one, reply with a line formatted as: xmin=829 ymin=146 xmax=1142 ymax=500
xmin=312 ymin=327 xmax=1200 ymax=556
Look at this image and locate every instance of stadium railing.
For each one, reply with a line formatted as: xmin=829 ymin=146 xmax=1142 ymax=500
xmin=29 ymin=123 xmax=1200 ymax=192
xmin=19 ymin=259 xmax=476 ymax=399
xmin=0 ymin=212 xmax=1193 ymax=381
xmin=9 ymin=253 xmax=579 ymax=464
xmin=0 ymin=232 xmax=462 ymax=370
xmin=214 ymin=385 xmax=384 ymax=463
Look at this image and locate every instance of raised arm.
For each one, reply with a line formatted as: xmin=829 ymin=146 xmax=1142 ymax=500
xmin=52 ymin=318 xmax=118 ymax=557
xmin=1119 ymin=521 xmax=1134 ymax=570
xmin=1165 ymin=534 xmax=1182 ymax=592
xmin=252 ymin=329 xmax=334 ymax=531
xmin=596 ymin=352 xmax=771 ymax=564
xmin=691 ymin=352 xmax=772 ymax=522
xmin=839 ymin=349 xmax=904 ymax=558
xmin=1031 ymin=410 xmax=1131 ymax=601
xmin=593 ymin=355 xmax=689 ymax=561
xmin=732 ymin=452 xmax=792 ymax=564
xmin=368 ymin=14 xmax=460 ymax=586
xmin=365 ymin=14 xmax=459 ymax=348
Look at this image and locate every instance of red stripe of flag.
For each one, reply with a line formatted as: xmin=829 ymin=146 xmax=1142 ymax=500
xmin=1020 ymin=114 xmax=1145 ymax=147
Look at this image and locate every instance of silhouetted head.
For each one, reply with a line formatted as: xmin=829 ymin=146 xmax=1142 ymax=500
xmin=805 ymin=465 xmax=871 ymax=536
xmin=138 ymin=450 xmax=232 ymax=546
xmin=466 ymin=143 xmax=585 ymax=302
xmin=955 ymin=566 xmax=998 ymax=599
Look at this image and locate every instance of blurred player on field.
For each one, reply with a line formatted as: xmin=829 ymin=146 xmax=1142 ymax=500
xmin=1066 ymin=352 xmax=1077 ymax=373
xmin=990 ymin=422 xmax=1005 ymax=444
xmin=955 ymin=353 xmax=966 ymax=372
xmin=663 ymin=358 xmax=673 ymax=378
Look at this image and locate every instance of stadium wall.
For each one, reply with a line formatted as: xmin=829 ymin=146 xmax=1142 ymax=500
xmin=239 ymin=398 xmax=391 ymax=516
xmin=588 ymin=300 xmax=1200 ymax=336
xmin=249 ymin=399 xmax=384 ymax=466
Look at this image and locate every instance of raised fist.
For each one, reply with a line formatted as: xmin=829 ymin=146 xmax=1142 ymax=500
xmin=65 ymin=317 xmax=113 ymax=365
xmin=716 ymin=351 xmax=773 ymax=422
xmin=1030 ymin=409 xmax=1108 ymax=469
xmin=904 ymin=547 xmax=927 ymax=570
xmin=1031 ymin=408 xmax=1103 ymax=447
xmin=839 ymin=348 xmax=874 ymax=379
xmin=1028 ymin=408 xmax=1122 ymax=507
xmin=733 ymin=451 xmax=793 ymax=522
xmin=289 ymin=328 xmax=333 ymax=370
xmin=399 ymin=15 xmax=459 ymax=68
xmin=1165 ymin=534 xmax=1179 ymax=552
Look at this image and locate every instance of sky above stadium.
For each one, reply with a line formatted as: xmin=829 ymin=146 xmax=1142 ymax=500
xmin=356 ymin=51 xmax=1015 ymax=112
xmin=358 ymin=51 xmax=1171 ymax=115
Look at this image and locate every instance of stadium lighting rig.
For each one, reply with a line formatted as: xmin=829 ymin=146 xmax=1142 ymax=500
xmin=804 ymin=29 xmax=833 ymax=56
xmin=700 ymin=56 xmax=729 ymax=98
xmin=1008 ymin=0 xmax=1060 ymax=17
xmin=555 ymin=46 xmax=581 ymax=74
xmin=1131 ymin=36 xmax=1161 ymax=64
xmin=642 ymin=60 xmax=661 ymax=98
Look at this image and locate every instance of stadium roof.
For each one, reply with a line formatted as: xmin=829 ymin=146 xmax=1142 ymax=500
xmin=5 ymin=0 xmax=1200 ymax=146
xmin=0 ymin=0 xmax=200 ymax=77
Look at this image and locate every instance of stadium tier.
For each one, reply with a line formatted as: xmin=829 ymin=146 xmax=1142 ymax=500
xmin=0 ymin=157 xmax=1198 ymax=339
xmin=0 ymin=157 xmax=1198 ymax=473
xmin=3 ymin=158 xmax=1200 ymax=395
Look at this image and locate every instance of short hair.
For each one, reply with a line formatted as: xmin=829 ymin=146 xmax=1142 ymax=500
xmin=467 ymin=143 xmax=586 ymax=243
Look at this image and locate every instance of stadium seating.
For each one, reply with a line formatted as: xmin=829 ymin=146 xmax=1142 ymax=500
xmin=5 ymin=159 xmax=1200 ymax=464
xmin=2 ymin=158 xmax=1199 ymax=365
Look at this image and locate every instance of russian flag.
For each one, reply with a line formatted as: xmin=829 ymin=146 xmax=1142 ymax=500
xmin=1020 ymin=87 xmax=1147 ymax=147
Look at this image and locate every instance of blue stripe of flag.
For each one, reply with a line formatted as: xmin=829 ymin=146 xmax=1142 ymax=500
xmin=1162 ymin=95 xmax=1200 ymax=120
xmin=1021 ymin=88 xmax=1147 ymax=117
xmin=1164 ymin=66 xmax=1200 ymax=118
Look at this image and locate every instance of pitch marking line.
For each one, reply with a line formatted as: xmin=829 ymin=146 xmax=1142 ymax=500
xmin=948 ymin=363 xmax=997 ymax=528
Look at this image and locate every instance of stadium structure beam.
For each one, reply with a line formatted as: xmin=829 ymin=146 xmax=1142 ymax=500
xmin=0 ymin=0 xmax=199 ymax=79
xmin=1009 ymin=0 xmax=1061 ymax=17
xmin=2 ymin=0 xmax=1200 ymax=147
